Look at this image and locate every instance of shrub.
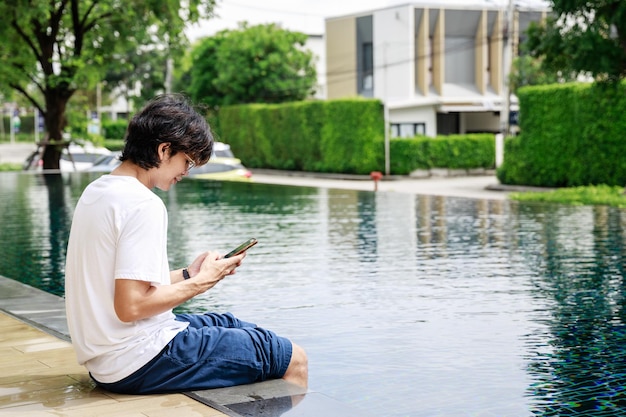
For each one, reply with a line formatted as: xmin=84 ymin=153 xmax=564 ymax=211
xmin=391 ymin=134 xmax=495 ymax=174
xmin=497 ymin=82 xmax=626 ymax=187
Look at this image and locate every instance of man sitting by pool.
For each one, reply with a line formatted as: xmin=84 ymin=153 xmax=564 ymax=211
xmin=64 ymin=94 xmax=308 ymax=394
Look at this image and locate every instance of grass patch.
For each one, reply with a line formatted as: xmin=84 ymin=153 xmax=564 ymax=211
xmin=0 ymin=163 xmax=22 ymax=172
xmin=510 ymin=184 xmax=626 ymax=208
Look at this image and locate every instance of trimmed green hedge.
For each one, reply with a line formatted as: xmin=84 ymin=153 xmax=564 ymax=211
xmin=390 ymin=134 xmax=495 ymax=174
xmin=91 ymin=100 xmax=497 ymax=175
xmin=2 ymin=115 xmax=36 ymax=135
xmin=497 ymin=82 xmax=626 ymax=187
xmin=219 ymin=99 xmax=385 ymax=174
xmin=103 ymin=139 xmax=125 ymax=151
xmin=102 ymin=120 xmax=128 ymax=140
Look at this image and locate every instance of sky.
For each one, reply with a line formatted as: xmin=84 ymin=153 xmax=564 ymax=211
xmin=185 ymin=0 xmax=397 ymax=40
xmin=185 ymin=0 xmax=550 ymax=41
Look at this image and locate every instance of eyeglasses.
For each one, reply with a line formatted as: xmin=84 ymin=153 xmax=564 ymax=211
xmin=184 ymin=154 xmax=196 ymax=171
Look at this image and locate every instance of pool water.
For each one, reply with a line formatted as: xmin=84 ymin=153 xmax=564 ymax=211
xmin=1 ymin=171 xmax=626 ymax=417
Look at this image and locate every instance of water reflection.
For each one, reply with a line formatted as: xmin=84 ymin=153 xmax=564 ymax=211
xmin=2 ymin=171 xmax=626 ymax=416
xmin=519 ymin=204 xmax=626 ymax=416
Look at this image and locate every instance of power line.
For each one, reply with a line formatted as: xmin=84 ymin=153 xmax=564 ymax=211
xmin=225 ymin=0 xmax=329 ymax=18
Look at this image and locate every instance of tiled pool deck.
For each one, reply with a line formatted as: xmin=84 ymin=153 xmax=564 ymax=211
xmin=0 ymin=275 xmax=225 ymax=416
xmin=0 ymin=276 xmax=364 ymax=417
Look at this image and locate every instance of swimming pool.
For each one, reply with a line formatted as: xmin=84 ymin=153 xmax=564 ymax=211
xmin=1 ymin=171 xmax=625 ymax=416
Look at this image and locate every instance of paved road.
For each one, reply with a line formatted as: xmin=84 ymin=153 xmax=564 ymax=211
xmin=0 ymin=142 xmax=511 ymax=200
xmin=0 ymin=142 xmax=37 ymax=164
xmin=251 ymin=171 xmax=509 ymax=200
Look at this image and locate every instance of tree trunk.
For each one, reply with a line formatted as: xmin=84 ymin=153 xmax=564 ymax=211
xmin=41 ymin=90 xmax=72 ymax=170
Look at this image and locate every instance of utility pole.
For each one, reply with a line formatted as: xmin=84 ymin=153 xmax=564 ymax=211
xmin=500 ymin=0 xmax=515 ymax=137
xmin=383 ymin=42 xmax=390 ymax=176
xmin=10 ymin=104 xmax=15 ymax=144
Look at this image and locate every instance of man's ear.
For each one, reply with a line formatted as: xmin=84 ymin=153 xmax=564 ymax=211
xmin=157 ymin=142 xmax=171 ymax=160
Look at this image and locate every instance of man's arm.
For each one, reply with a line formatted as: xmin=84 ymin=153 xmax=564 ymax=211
xmin=114 ymin=251 xmax=244 ymax=322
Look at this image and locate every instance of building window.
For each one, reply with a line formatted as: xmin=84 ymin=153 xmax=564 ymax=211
xmin=361 ymin=42 xmax=374 ymax=93
xmin=357 ymin=15 xmax=374 ymax=97
xmin=391 ymin=123 xmax=426 ymax=138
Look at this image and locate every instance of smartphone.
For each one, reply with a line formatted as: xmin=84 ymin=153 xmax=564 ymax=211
xmin=224 ymin=238 xmax=258 ymax=258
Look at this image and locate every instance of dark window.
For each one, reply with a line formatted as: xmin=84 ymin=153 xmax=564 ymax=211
xmin=362 ymin=42 xmax=374 ymax=91
xmin=357 ymin=15 xmax=374 ymax=97
xmin=436 ymin=113 xmax=460 ymax=135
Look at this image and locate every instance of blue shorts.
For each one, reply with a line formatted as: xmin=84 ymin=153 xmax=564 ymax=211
xmin=93 ymin=312 xmax=293 ymax=394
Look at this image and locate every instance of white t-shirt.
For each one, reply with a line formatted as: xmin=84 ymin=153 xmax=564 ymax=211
xmin=65 ymin=175 xmax=188 ymax=383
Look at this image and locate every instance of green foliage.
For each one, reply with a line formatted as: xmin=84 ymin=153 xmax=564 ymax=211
xmin=390 ymin=134 xmax=495 ymax=174
xmin=0 ymin=163 xmax=22 ymax=172
xmin=220 ymin=100 xmax=496 ymax=175
xmin=102 ymin=121 xmax=129 ymax=140
xmin=65 ymin=107 xmax=89 ymax=138
xmin=509 ymin=55 xmax=569 ymax=92
xmin=0 ymin=133 xmax=35 ymax=143
xmin=184 ymin=23 xmax=317 ymax=106
xmin=319 ymin=100 xmax=384 ymax=173
xmin=497 ymin=82 xmax=626 ymax=187
xmin=102 ymin=48 xmax=168 ymax=112
xmin=103 ymin=139 xmax=125 ymax=151
xmin=185 ymin=34 xmax=225 ymax=107
xmin=526 ymin=0 xmax=626 ymax=81
xmin=0 ymin=0 xmax=217 ymax=168
xmin=2 ymin=116 xmax=35 ymax=135
xmin=510 ymin=185 xmax=626 ymax=208
xmin=220 ymin=99 xmax=384 ymax=174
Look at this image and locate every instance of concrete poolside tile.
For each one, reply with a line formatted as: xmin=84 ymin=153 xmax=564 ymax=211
xmin=0 ymin=310 xmax=229 ymax=417
xmin=41 ymin=393 xmax=220 ymax=417
xmin=2 ymin=359 xmax=52 ymax=376
xmin=0 ymin=394 xmax=118 ymax=414
xmin=0 ymin=347 xmax=23 ymax=366
xmin=0 ymin=379 xmax=109 ymax=410
xmin=145 ymin=402 xmax=226 ymax=417
xmin=13 ymin=340 xmax=71 ymax=353
xmin=0 ymin=375 xmax=78 ymax=396
xmin=0 ymin=336 xmax=56 ymax=348
xmin=28 ymin=348 xmax=81 ymax=368
xmin=65 ymin=373 xmax=94 ymax=385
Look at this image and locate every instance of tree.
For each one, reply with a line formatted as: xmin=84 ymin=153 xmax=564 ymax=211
xmin=183 ymin=23 xmax=317 ymax=106
xmin=0 ymin=0 xmax=216 ymax=169
xmin=526 ymin=0 xmax=626 ymax=82
xmin=103 ymin=46 xmax=171 ymax=118
xmin=509 ymin=55 xmax=557 ymax=92
xmin=184 ymin=33 xmax=225 ymax=108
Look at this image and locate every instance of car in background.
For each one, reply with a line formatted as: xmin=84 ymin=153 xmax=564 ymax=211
xmin=23 ymin=142 xmax=112 ymax=172
xmin=211 ymin=141 xmax=235 ymax=158
xmin=188 ymin=142 xmax=252 ymax=182
xmin=86 ymin=142 xmax=252 ymax=182
xmin=87 ymin=152 xmax=122 ymax=172
xmin=189 ymin=159 xmax=252 ymax=182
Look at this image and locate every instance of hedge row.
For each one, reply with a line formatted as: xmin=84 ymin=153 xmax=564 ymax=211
xmin=27 ymin=99 xmax=496 ymax=175
xmin=1 ymin=116 xmax=128 ymax=140
xmin=497 ymin=82 xmax=626 ymax=187
xmin=2 ymin=115 xmax=36 ymax=134
xmin=390 ymin=134 xmax=495 ymax=174
xmin=218 ymin=99 xmax=385 ymax=174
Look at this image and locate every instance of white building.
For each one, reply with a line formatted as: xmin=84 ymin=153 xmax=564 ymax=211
xmin=325 ymin=2 xmax=549 ymax=137
xmin=305 ymin=34 xmax=327 ymax=100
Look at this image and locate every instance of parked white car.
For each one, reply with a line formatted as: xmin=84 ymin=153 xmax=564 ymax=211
xmin=86 ymin=142 xmax=252 ymax=182
xmin=23 ymin=142 xmax=111 ymax=172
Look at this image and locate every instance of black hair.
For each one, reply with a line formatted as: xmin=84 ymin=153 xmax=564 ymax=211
xmin=119 ymin=94 xmax=213 ymax=169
